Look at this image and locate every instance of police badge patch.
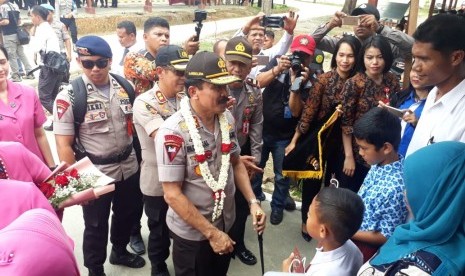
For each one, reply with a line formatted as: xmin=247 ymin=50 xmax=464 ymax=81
xmin=164 ymin=134 xmax=184 ymax=162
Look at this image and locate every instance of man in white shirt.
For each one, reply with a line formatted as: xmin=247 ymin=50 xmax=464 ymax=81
xmin=112 ymin=20 xmax=139 ymax=76
xmin=30 ymin=5 xmax=62 ymax=131
xmin=406 ymin=14 xmax=465 ymax=156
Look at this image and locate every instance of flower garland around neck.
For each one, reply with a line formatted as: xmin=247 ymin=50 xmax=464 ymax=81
xmin=180 ymin=97 xmax=232 ymax=222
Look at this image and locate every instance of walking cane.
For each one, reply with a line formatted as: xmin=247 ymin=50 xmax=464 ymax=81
xmin=256 ymin=211 xmax=265 ymax=275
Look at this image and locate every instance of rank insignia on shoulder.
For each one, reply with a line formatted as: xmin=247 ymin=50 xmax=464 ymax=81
xmin=155 ymin=91 xmax=168 ymax=104
xmin=86 ymin=83 xmax=94 ymax=92
xmin=245 ymin=77 xmax=259 ymax=88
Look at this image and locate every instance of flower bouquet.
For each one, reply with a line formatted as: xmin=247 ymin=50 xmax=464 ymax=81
xmin=38 ymin=157 xmax=115 ymax=209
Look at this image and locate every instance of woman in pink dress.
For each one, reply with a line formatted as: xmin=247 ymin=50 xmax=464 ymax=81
xmin=0 ymin=45 xmax=55 ymax=168
xmin=0 ymin=141 xmax=51 ymax=183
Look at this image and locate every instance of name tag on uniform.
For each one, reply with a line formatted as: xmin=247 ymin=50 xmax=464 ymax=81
xmin=85 ymin=100 xmax=108 ymax=123
xmin=119 ymin=98 xmax=133 ymax=115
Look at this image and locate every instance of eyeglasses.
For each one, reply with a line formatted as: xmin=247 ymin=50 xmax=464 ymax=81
xmin=81 ymin=58 xmax=109 ymax=69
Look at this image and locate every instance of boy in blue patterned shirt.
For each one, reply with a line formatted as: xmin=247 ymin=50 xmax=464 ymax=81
xmin=351 ymin=107 xmax=408 ymax=262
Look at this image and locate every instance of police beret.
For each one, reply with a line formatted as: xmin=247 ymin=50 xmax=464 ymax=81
xmin=75 ymin=36 xmax=112 ymax=59
xmin=185 ymin=51 xmax=241 ymax=85
xmin=40 ymin=3 xmax=54 ymax=11
xmin=224 ymin=36 xmax=253 ymax=66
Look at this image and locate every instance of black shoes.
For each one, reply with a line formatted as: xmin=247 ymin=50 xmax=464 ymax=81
xmin=109 ymin=248 xmax=146 ymax=268
xmin=270 ymin=209 xmax=284 ymax=225
xmin=88 ymin=267 xmax=106 ymax=276
xmin=284 ymin=194 xmax=296 ymax=211
xmin=151 ymin=262 xmax=170 ymax=276
xmin=301 ymin=231 xmax=312 ymax=242
xmin=234 ymin=248 xmax=257 ymax=265
xmin=129 ymin=233 xmax=146 ymax=255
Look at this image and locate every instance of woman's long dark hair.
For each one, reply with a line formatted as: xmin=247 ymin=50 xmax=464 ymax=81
xmin=356 ymin=35 xmax=393 ymax=74
xmin=330 ymin=35 xmax=362 ymax=78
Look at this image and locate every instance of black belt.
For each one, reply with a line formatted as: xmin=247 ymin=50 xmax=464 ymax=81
xmin=87 ymin=144 xmax=133 ymax=165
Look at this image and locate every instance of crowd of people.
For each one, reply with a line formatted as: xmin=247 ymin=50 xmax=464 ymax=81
xmin=1 ymin=1 xmax=465 ymax=276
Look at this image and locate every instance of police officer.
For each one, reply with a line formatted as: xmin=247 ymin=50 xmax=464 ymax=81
xmin=155 ymin=52 xmax=266 ymax=276
xmin=133 ymin=45 xmax=188 ymax=276
xmin=53 ymin=36 xmax=145 ymax=276
xmin=223 ymin=37 xmax=264 ymax=266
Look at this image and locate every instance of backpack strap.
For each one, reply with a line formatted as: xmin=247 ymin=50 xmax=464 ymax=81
xmin=70 ymin=76 xmax=88 ymax=159
xmin=109 ymin=72 xmax=135 ymax=105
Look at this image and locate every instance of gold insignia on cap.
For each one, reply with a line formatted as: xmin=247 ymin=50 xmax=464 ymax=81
xmin=179 ymin=50 xmax=188 ymax=58
xmin=218 ymin=59 xmax=226 ymax=69
xmin=235 ymin=42 xmax=245 ymax=52
xmin=299 ymin=37 xmax=309 ymax=46
xmin=316 ymin=54 xmax=324 ymax=64
xmin=77 ymin=47 xmax=91 ymax=56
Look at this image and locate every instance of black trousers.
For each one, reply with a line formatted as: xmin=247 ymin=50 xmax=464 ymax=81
xmin=38 ymin=66 xmax=63 ymax=114
xmin=144 ymin=195 xmax=170 ymax=268
xmin=82 ymin=171 xmax=142 ymax=270
xmin=228 ymin=139 xmax=252 ymax=252
xmin=130 ymin=135 xmax=144 ymax=236
xmin=171 ymin=231 xmax=232 ymax=276
xmin=60 ymin=17 xmax=78 ymax=44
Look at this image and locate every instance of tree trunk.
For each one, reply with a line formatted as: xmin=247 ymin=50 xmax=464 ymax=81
xmin=342 ymin=0 xmax=358 ymax=14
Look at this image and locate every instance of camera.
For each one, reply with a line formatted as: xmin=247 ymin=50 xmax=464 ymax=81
xmin=261 ymin=16 xmax=284 ymax=28
xmin=193 ymin=10 xmax=207 ymax=42
xmin=194 ymin=10 xmax=207 ymax=22
xmin=287 ymin=51 xmax=306 ymax=75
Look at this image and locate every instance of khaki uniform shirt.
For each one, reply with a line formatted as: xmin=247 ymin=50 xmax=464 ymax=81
xmin=155 ymin=106 xmax=240 ymax=241
xmin=133 ymin=82 xmax=185 ymax=197
xmin=53 ymin=74 xmax=138 ymax=181
xmin=228 ymin=83 xmax=263 ymax=161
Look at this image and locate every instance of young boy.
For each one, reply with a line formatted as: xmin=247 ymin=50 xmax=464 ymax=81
xmin=282 ymin=187 xmax=364 ymax=275
xmin=351 ymin=107 xmax=408 ymax=261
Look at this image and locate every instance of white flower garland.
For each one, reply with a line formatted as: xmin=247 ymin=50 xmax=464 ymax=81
xmin=180 ymin=97 xmax=231 ymax=222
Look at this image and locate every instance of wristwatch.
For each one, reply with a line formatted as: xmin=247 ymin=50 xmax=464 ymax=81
xmin=249 ymin=198 xmax=261 ymax=206
xmin=376 ymin=24 xmax=385 ymax=34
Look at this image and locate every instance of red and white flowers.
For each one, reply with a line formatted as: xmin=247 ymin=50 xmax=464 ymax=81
xmin=180 ymin=97 xmax=231 ymax=222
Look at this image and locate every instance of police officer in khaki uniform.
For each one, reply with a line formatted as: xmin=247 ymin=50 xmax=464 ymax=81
xmin=223 ymin=37 xmax=264 ymax=266
xmin=155 ymin=52 xmax=266 ymax=276
xmin=133 ymin=45 xmax=188 ymax=276
xmin=53 ymin=36 xmax=145 ymax=276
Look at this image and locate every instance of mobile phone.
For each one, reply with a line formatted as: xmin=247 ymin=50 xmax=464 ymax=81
xmin=253 ymin=55 xmax=269 ymax=66
xmin=383 ymin=105 xmax=406 ymax=118
xmin=342 ymin=16 xmax=360 ymax=26
xmin=261 ymin=16 xmax=284 ymax=28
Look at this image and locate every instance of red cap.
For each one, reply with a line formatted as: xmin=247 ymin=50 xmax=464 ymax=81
xmin=290 ymin=34 xmax=316 ymax=56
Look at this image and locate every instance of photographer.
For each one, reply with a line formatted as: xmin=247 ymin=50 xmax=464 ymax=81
xmin=253 ymin=35 xmax=317 ymax=225
xmin=311 ymin=3 xmax=413 ymax=63
xmin=235 ymin=11 xmax=298 ymax=79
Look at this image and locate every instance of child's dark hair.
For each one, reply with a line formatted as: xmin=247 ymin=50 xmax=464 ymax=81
xmin=315 ymin=187 xmax=364 ymax=244
xmin=353 ymin=107 xmax=401 ymax=151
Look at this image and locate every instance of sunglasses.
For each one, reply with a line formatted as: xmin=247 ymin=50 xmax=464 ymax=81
xmin=81 ymin=58 xmax=109 ymax=69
